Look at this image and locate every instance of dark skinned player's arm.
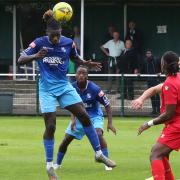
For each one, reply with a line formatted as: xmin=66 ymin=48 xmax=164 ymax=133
xmin=70 ymin=55 xmax=102 ymax=70
xmin=18 ymin=48 xmax=48 ymax=65
xmin=138 ymin=104 xmax=176 ymax=135
xmin=105 ymin=104 xmax=113 ymax=126
xmin=18 ymin=54 xmax=37 ymax=65
xmin=152 ymin=104 xmax=176 ymax=125
xmin=70 ymin=55 xmax=86 ymax=65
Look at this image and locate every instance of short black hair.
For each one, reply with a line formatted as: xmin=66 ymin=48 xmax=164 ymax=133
xmin=43 ymin=10 xmax=61 ymax=31
xmin=76 ymin=66 xmax=89 ymax=73
xmin=162 ymin=51 xmax=179 ymax=75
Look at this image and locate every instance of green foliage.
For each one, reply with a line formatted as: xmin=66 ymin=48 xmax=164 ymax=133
xmin=0 ymin=116 xmax=179 ymax=180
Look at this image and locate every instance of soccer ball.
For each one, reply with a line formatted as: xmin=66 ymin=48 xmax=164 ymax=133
xmin=53 ymin=2 xmax=73 ymax=22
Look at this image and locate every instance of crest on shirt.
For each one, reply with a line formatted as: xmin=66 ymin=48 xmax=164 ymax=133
xmin=98 ymin=90 xmax=104 ymax=97
xmin=61 ymin=47 xmax=66 ymax=52
xmin=164 ymin=85 xmax=169 ymax=91
xmin=87 ymin=93 xmax=91 ymax=99
xmin=29 ymin=42 xmax=36 ymax=48
xmin=161 ymin=134 xmax=165 ymax=138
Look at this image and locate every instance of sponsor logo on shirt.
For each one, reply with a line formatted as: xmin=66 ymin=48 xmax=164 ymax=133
xmin=43 ymin=57 xmax=64 ymax=65
xmin=84 ymin=103 xmax=92 ymax=108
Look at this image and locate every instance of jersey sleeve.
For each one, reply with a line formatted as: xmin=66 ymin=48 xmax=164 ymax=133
xmin=21 ymin=39 xmax=41 ymax=56
xmin=96 ymin=89 xmax=110 ymax=107
xmin=70 ymin=41 xmax=78 ymax=58
xmin=162 ymin=82 xmax=178 ymax=105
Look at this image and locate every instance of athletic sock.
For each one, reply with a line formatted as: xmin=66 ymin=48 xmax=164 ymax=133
xmin=46 ymin=161 xmax=53 ymax=170
xmin=151 ymin=159 xmax=165 ymax=180
xmin=43 ymin=139 xmax=54 ymax=162
xmin=162 ymin=157 xmax=175 ymax=180
xmin=102 ymin=148 xmax=108 ymax=158
xmin=83 ymin=125 xmax=101 ymax=151
xmin=56 ymin=152 xmax=65 ymax=165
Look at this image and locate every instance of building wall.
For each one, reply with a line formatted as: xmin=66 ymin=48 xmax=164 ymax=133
xmin=127 ymin=4 xmax=180 ymax=57
xmin=0 ymin=5 xmax=13 ymax=73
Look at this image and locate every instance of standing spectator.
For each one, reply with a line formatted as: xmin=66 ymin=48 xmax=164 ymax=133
xmin=125 ymin=21 xmax=143 ymax=70
xmin=101 ymin=26 xmax=116 ymax=73
xmin=100 ymin=31 xmax=125 ymax=93
xmin=141 ymin=49 xmax=161 ymax=115
xmin=117 ymin=39 xmax=138 ymax=99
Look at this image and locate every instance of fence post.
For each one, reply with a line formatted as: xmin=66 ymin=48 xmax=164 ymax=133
xmin=120 ymin=74 xmax=124 ymax=116
xmin=35 ymin=73 xmax=39 ymax=115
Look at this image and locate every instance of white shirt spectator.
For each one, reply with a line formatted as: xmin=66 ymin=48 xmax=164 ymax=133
xmin=102 ymin=40 xmax=125 ymax=57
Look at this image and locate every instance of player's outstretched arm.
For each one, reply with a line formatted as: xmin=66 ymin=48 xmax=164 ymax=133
xmin=105 ymin=105 xmax=116 ymax=135
xmin=138 ymin=104 xmax=176 ymax=135
xmin=131 ymin=83 xmax=163 ymax=110
xmin=18 ymin=48 xmax=47 ymax=65
xmin=71 ymin=55 xmax=102 ymax=71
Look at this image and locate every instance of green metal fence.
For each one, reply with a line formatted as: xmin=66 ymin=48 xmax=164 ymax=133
xmin=0 ymin=74 xmax=165 ymax=116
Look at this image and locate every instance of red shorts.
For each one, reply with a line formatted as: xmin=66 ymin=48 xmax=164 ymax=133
xmin=157 ymin=125 xmax=180 ymax=151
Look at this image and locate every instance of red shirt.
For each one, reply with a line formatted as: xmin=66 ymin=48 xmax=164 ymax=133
xmin=161 ymin=73 xmax=180 ymax=127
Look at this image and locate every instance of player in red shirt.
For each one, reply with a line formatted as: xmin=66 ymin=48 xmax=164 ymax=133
xmin=135 ymin=51 xmax=180 ymax=180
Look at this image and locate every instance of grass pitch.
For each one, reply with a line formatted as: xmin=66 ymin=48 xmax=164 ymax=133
xmin=0 ymin=116 xmax=179 ymax=180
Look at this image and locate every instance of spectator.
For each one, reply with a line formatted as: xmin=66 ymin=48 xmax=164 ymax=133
xmin=117 ymin=39 xmax=138 ymax=100
xmin=100 ymin=31 xmax=125 ymax=93
xmin=125 ymin=21 xmax=143 ymax=71
xmin=101 ymin=26 xmax=116 ymax=74
xmin=141 ymin=49 xmax=161 ymax=115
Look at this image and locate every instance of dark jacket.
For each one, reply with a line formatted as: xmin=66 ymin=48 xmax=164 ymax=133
xmin=117 ymin=48 xmax=138 ymax=73
xmin=125 ymin=28 xmax=142 ymax=53
xmin=141 ymin=57 xmax=161 ymax=74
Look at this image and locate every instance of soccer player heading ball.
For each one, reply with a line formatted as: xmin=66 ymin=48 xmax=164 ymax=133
xmin=18 ymin=9 xmax=116 ymax=180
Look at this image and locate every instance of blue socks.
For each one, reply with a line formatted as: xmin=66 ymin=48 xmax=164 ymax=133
xmin=56 ymin=152 xmax=65 ymax=165
xmin=43 ymin=139 xmax=54 ymax=162
xmin=83 ymin=125 xmax=101 ymax=151
xmin=102 ymin=147 xmax=108 ymax=158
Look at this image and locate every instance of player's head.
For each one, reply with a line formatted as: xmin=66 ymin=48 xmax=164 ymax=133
xmin=161 ymin=51 xmax=179 ymax=75
xmin=76 ymin=66 xmax=88 ymax=83
xmin=43 ymin=10 xmax=62 ymax=44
